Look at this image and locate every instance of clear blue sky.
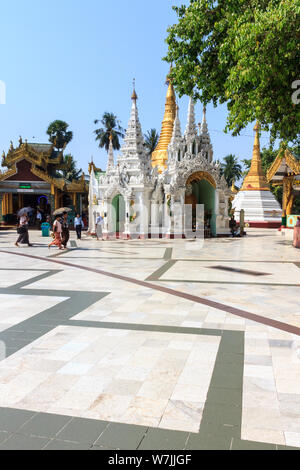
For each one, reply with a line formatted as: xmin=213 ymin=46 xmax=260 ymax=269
xmin=0 ymin=0 xmax=273 ymax=174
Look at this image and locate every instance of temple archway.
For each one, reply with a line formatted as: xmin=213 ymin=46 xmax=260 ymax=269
xmin=185 ymin=172 xmax=216 ymax=236
xmin=112 ymin=194 xmax=126 ymax=235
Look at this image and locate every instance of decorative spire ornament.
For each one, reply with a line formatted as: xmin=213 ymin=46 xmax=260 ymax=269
xmin=169 ymin=105 xmax=182 ymax=149
xmin=184 ymin=98 xmax=197 ymax=140
xmin=107 ymin=133 xmax=115 ymax=170
xmin=120 ymin=82 xmax=146 ymax=160
xmin=201 ymin=106 xmax=208 ymax=135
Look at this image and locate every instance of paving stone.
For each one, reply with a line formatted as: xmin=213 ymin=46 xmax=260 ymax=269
xmin=277 ymin=445 xmax=300 ymax=451
xmin=43 ymin=439 xmax=91 ymax=450
xmin=231 ymin=438 xmax=276 ymax=450
xmin=185 ymin=434 xmax=232 ymax=450
xmin=97 ymin=423 xmax=148 ymax=450
xmin=0 ymin=408 xmax=36 ymax=432
xmin=18 ymin=413 xmax=73 ymax=438
xmin=138 ymin=428 xmax=189 ymax=450
xmin=0 ymin=434 xmax=50 ymax=450
xmin=202 ymin=404 xmax=242 ymax=427
xmin=56 ymin=418 xmax=109 ymax=445
xmin=206 ymin=388 xmax=243 ymax=407
xmin=0 ymin=431 xmax=10 ymax=445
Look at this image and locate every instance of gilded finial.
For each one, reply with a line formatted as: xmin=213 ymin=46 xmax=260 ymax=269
xmin=131 ymin=78 xmax=138 ymax=101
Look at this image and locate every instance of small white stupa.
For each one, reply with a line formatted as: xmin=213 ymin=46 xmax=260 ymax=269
xmin=232 ymin=123 xmax=282 ymax=227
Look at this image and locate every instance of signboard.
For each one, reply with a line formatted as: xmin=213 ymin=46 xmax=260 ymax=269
xmin=287 ymin=215 xmax=300 ymax=228
xmin=19 ymin=184 xmax=32 ymax=189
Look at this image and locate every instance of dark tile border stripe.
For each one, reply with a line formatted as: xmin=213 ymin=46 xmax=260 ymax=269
xmin=146 ymin=260 xmax=177 ymax=281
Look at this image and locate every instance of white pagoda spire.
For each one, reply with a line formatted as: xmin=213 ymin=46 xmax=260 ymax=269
xmin=107 ymin=133 xmax=114 ymax=170
xmin=169 ymin=105 xmax=182 ymax=148
xmin=184 ymin=97 xmax=197 ymax=140
xmin=120 ymin=82 xmax=146 ymax=160
xmin=201 ymin=106 xmax=209 ymax=135
xmin=200 ymin=106 xmax=213 ymax=161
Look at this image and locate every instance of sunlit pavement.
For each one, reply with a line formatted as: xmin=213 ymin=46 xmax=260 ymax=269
xmin=0 ymin=228 xmax=299 ymax=450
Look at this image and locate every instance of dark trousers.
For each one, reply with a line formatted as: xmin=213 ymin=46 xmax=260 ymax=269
xmin=17 ymin=226 xmax=29 ymax=244
xmin=75 ymin=225 xmax=82 ymax=239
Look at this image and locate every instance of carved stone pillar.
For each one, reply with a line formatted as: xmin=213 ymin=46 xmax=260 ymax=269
xmin=102 ymin=199 xmax=109 ymax=238
xmin=151 ymin=201 xmax=160 ymax=238
xmin=123 ymin=197 xmax=131 ymax=239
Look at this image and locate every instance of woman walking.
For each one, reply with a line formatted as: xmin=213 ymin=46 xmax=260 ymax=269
xmin=15 ymin=213 xmax=32 ymax=247
xmin=48 ymin=214 xmax=63 ymax=250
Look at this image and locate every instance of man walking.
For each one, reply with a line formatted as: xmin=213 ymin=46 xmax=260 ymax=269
xmin=74 ymin=214 xmax=84 ymax=240
xmin=95 ymin=213 xmax=104 ymax=241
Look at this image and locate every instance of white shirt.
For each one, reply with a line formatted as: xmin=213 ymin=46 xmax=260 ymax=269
xmin=74 ymin=217 xmax=84 ymax=227
xmin=53 ymin=220 xmax=62 ymax=233
xmin=96 ymin=216 xmax=104 ymax=226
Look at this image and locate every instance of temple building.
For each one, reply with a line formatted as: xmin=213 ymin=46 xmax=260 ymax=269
xmin=89 ymin=77 xmax=231 ymax=238
xmin=232 ymin=123 xmax=282 ymax=227
xmin=0 ymin=138 xmax=88 ymax=224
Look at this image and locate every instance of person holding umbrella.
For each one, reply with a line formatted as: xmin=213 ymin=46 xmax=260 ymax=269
xmin=61 ymin=211 xmax=70 ymax=249
xmin=48 ymin=214 xmax=63 ymax=250
xmin=51 ymin=207 xmax=71 ymax=249
xmin=15 ymin=208 xmax=32 ymax=247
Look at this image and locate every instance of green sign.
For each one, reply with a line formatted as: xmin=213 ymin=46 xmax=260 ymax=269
xmin=19 ymin=184 xmax=32 ymax=189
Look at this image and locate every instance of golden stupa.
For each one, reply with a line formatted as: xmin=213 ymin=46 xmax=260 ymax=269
xmin=241 ymin=122 xmax=270 ymax=191
xmin=151 ymin=76 xmax=177 ymax=171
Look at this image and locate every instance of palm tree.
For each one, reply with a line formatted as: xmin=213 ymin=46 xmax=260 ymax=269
xmin=47 ymin=120 xmax=73 ymax=151
xmin=144 ymin=129 xmax=159 ymax=156
xmin=94 ymin=112 xmax=125 ymax=152
xmin=221 ymin=154 xmax=243 ymax=186
xmin=59 ymin=154 xmax=82 ymax=181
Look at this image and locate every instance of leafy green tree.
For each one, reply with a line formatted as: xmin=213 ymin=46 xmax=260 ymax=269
xmin=144 ymin=129 xmax=159 ymax=156
xmin=59 ymin=154 xmax=82 ymax=182
xmin=221 ymin=154 xmax=243 ymax=186
xmin=94 ymin=112 xmax=125 ymax=152
xmin=47 ymin=120 xmax=73 ymax=150
xmin=165 ymin=0 xmax=300 ymax=142
xmin=242 ymin=159 xmax=252 ymax=177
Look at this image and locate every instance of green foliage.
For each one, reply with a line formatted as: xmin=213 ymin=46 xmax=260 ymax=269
xmin=242 ymin=158 xmax=252 ymax=177
xmin=47 ymin=120 xmax=73 ymax=150
xmin=59 ymin=154 xmax=82 ymax=182
xmin=165 ymin=0 xmax=300 ymax=142
xmin=221 ymin=154 xmax=243 ymax=186
xmin=144 ymin=129 xmax=159 ymax=156
xmin=94 ymin=112 xmax=125 ymax=152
